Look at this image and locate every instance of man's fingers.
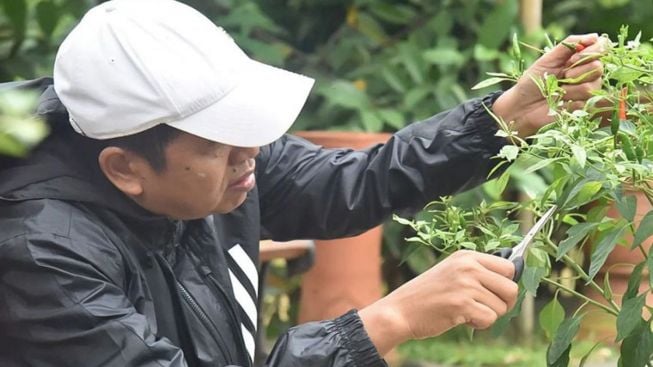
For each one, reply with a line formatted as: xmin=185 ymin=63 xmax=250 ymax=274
xmin=562 ymin=78 xmax=603 ymax=101
xmin=466 ymin=301 xmax=500 ymax=330
xmin=567 ymin=36 xmax=610 ymax=67
xmin=474 ymin=252 xmax=515 ymax=280
xmin=564 ymin=60 xmax=603 ymax=82
xmin=478 ymin=269 xmax=520 ymax=311
xmin=537 ymin=33 xmax=599 ymax=66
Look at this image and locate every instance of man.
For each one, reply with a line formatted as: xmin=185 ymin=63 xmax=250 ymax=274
xmin=0 ymin=0 xmax=604 ymax=366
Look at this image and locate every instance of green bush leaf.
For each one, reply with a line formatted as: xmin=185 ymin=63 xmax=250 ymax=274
xmin=588 ymin=223 xmax=628 ymax=281
xmin=624 ymin=261 xmax=645 ymax=301
xmin=357 ymin=13 xmax=387 ymax=45
xmin=616 ymin=294 xmax=646 ymax=342
xmin=539 ymin=296 xmax=565 ymax=340
xmin=618 ymin=320 xmax=653 ymax=367
xmin=614 ymin=187 xmax=637 ymax=223
xmin=632 ymin=210 xmax=653 ymax=249
xmin=36 ymin=1 xmax=59 ymax=37
xmin=557 ymin=222 xmax=598 ymax=260
xmin=547 ymin=315 xmax=582 ymax=365
xmin=1 ymin=0 xmax=27 ymax=38
xmin=578 ymin=342 xmax=602 ymax=367
xmin=522 ymin=265 xmax=547 ymax=295
xmin=571 ymin=145 xmax=587 ymax=168
xmin=423 ymin=48 xmax=465 ymax=66
xmin=563 ymin=180 xmax=603 ymax=209
xmin=471 ymin=77 xmax=511 ymax=90
xmin=498 ymin=145 xmax=520 ymax=162
xmin=491 ymin=287 xmax=526 ymax=337
xmin=477 ymin=0 xmax=517 ymax=49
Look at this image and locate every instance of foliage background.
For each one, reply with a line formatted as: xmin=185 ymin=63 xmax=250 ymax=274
xmin=1 ymin=0 xmax=651 ymax=365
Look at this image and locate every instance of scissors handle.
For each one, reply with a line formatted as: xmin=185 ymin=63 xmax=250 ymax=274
xmin=493 ymin=248 xmax=524 ymax=282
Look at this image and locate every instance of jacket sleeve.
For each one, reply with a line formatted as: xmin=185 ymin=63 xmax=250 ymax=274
xmin=264 ymin=310 xmax=386 ymax=367
xmin=257 ymin=92 xmax=507 ymax=241
xmin=0 ymin=233 xmax=187 ymax=367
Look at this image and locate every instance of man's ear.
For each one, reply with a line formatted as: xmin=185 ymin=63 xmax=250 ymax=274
xmin=98 ymin=147 xmax=146 ymax=196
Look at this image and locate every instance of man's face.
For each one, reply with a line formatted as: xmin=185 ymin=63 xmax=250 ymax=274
xmin=132 ymin=132 xmax=260 ymax=219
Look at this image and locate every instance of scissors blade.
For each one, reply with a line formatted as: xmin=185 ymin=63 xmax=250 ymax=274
xmin=508 ymin=205 xmax=557 ymax=261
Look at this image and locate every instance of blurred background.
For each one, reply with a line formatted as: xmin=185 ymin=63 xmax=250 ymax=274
xmin=1 ymin=0 xmax=652 ymax=366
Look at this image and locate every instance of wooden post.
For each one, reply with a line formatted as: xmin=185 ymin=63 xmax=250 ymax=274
xmin=520 ymin=0 xmax=543 ymax=34
xmin=516 ymin=0 xmax=543 ymax=343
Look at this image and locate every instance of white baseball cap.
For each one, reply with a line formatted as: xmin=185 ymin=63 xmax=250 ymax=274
xmin=53 ymin=0 xmax=314 ymax=147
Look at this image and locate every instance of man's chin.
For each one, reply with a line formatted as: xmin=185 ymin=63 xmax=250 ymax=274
xmin=213 ymin=194 xmax=249 ymax=214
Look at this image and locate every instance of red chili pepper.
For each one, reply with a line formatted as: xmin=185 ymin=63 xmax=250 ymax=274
xmin=561 ymin=41 xmax=586 ymax=53
xmin=619 ymin=87 xmax=628 ymax=121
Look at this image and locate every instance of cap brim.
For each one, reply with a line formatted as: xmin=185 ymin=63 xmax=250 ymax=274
xmin=166 ymin=59 xmax=314 ymax=147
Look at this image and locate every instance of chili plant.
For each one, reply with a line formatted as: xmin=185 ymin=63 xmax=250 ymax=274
xmin=396 ymin=27 xmax=653 ymax=366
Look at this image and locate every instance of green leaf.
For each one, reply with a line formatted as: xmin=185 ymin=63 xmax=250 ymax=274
xmin=633 ymin=210 xmax=653 ymax=249
xmin=368 ymin=3 xmax=415 ymax=24
xmin=624 ymin=261 xmax=645 ymax=302
xmin=557 ymin=223 xmax=598 ymax=260
xmin=522 ymin=265 xmax=547 ymax=295
xmin=548 ymin=345 xmax=571 ymax=367
xmin=377 ymin=109 xmax=405 ymax=130
xmin=618 ymin=320 xmax=653 ymax=367
xmin=403 ymin=86 xmax=431 ymax=109
xmin=524 ymin=158 xmax=559 ymax=174
xmin=578 ymin=342 xmax=602 ymax=367
xmin=483 ymin=169 xmax=510 ymax=200
xmin=381 ymin=66 xmax=406 ymax=93
xmin=547 ymin=315 xmax=582 ymax=365
xmin=423 ymin=48 xmax=465 ymax=66
xmin=317 ymin=81 xmax=369 ymax=110
xmin=564 ymin=181 xmax=603 ymax=209
xmin=398 ymin=42 xmax=425 ymax=84
xmin=359 ymin=110 xmax=383 ymax=132
xmin=491 ymin=287 xmax=526 ymax=337
xmin=1 ymin=0 xmax=27 ymax=38
xmin=36 ymin=1 xmax=59 ymax=37
xmin=477 ymin=0 xmax=518 ymax=49
xmin=356 ymin=13 xmax=387 ymax=45
xmin=471 ymin=77 xmax=511 ymax=90
xmin=539 ymin=296 xmax=566 ymax=340
xmin=603 ymin=272 xmax=614 ymax=302
xmin=588 ymin=223 xmax=627 ymax=280
xmin=571 ymin=145 xmax=587 ymax=168
xmin=616 ymin=294 xmax=646 ymax=342
xmin=614 ymin=186 xmax=637 ymax=223
xmin=498 ymin=145 xmax=520 ymax=161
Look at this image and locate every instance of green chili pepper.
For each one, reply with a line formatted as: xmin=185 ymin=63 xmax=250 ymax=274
xmin=611 ymin=106 xmax=619 ymax=136
xmin=619 ymin=132 xmax=637 ymax=161
xmin=636 ymin=145 xmax=645 ymax=163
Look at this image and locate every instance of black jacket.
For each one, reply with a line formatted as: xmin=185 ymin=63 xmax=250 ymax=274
xmin=0 ymin=78 xmax=506 ymax=366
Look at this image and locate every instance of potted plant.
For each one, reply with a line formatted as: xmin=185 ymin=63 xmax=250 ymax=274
xmin=397 ymin=27 xmax=653 ymax=366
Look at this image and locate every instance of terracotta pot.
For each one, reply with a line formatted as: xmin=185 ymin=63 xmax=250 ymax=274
xmin=292 ymin=130 xmax=392 ymax=323
xmin=581 ymin=189 xmax=653 ymax=341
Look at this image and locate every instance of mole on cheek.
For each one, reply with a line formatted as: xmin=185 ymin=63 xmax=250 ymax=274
xmin=185 ymin=166 xmax=191 ymax=171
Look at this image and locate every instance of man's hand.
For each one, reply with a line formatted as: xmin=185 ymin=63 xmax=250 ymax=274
xmin=359 ymin=250 xmax=519 ymax=356
xmin=492 ymin=33 xmax=607 ymax=138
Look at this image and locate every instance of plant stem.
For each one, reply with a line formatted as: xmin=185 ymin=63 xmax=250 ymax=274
xmin=545 ymin=238 xmax=622 ymax=313
xmin=542 ymin=278 xmax=619 ymax=316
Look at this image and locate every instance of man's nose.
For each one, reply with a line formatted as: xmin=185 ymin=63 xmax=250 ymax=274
xmin=229 ymin=146 xmax=260 ymax=165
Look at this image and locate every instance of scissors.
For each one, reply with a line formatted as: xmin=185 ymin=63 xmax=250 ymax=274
xmin=494 ymin=205 xmax=557 ymax=282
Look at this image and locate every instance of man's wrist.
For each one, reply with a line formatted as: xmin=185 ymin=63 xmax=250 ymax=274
xmin=358 ymin=301 xmax=411 ymax=356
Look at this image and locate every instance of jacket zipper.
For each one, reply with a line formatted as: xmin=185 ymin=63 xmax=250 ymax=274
xmin=185 ymin=250 xmax=253 ymax=367
xmin=175 ymin=280 xmax=235 ymax=363
xmin=205 ymin=271 xmax=253 ymax=367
